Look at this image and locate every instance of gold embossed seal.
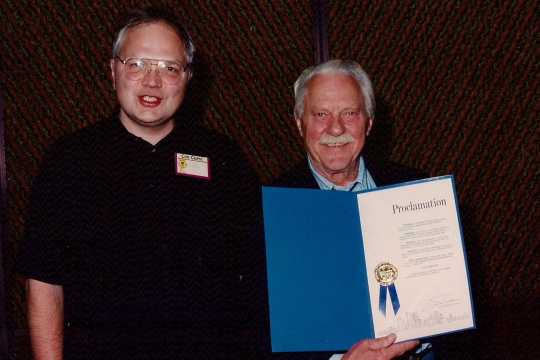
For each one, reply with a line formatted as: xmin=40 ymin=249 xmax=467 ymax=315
xmin=374 ymin=262 xmax=398 ymax=286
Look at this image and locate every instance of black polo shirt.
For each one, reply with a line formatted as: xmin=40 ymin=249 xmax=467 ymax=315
xmin=18 ymin=117 xmax=266 ymax=358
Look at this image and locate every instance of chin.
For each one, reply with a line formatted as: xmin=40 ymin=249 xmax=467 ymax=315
xmin=136 ymin=115 xmax=171 ymax=126
xmin=321 ymin=157 xmax=355 ymax=169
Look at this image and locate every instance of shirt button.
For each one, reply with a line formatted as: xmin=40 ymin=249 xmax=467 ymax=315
xmin=151 ymin=148 xmax=156 ymax=153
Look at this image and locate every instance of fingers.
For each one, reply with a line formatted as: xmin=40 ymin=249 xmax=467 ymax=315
xmin=345 ymin=335 xmax=421 ymax=360
xmin=384 ymin=339 xmax=420 ymax=358
xmin=367 ymin=333 xmax=397 ymax=350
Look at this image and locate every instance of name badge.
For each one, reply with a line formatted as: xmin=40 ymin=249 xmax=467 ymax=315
xmin=175 ymin=153 xmax=210 ymax=180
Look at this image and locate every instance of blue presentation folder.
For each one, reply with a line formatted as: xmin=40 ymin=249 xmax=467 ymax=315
xmin=262 ymin=187 xmax=374 ymax=352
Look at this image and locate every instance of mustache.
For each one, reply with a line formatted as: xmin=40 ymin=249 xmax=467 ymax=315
xmin=319 ymin=134 xmax=354 ymax=145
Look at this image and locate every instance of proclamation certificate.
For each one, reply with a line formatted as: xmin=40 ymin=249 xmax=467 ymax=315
xmin=357 ymin=176 xmax=475 ymax=341
xmin=262 ymin=175 xmax=475 ymax=352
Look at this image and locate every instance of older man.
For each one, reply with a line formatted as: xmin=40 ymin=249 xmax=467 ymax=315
xmin=17 ymin=8 xmax=261 ymax=359
xmin=273 ymin=60 xmax=432 ymax=359
xmin=277 ymin=60 xmax=425 ymax=191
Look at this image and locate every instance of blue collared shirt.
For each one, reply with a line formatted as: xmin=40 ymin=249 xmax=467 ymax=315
xmin=308 ymin=156 xmax=377 ymax=192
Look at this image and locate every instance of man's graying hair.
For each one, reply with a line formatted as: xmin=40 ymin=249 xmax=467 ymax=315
xmin=293 ymin=60 xmax=375 ymax=119
xmin=112 ymin=7 xmax=195 ymax=65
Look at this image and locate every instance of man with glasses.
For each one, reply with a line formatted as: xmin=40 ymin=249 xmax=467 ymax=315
xmin=18 ymin=8 xmax=262 ymax=359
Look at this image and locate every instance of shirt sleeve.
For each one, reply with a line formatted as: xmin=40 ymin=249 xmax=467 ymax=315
xmin=16 ymin=140 xmax=84 ymax=285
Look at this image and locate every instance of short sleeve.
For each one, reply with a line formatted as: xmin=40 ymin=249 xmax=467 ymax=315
xmin=17 ymin=140 xmax=84 ymax=285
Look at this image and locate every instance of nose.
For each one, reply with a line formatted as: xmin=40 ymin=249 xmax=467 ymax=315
xmin=328 ymin=114 xmax=346 ymax=135
xmin=141 ymin=67 xmax=162 ymax=88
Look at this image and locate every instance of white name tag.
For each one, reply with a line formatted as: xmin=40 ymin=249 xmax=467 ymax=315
xmin=175 ymin=153 xmax=210 ymax=180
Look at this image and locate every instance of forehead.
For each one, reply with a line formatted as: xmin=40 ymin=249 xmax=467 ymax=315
xmin=119 ymin=21 xmax=186 ymax=60
xmin=305 ymin=73 xmax=363 ymax=108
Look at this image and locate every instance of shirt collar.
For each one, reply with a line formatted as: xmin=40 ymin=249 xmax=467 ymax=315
xmin=308 ymin=156 xmax=377 ymax=192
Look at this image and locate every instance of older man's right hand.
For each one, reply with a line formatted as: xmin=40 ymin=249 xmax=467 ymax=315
xmin=342 ymin=333 xmax=419 ymax=360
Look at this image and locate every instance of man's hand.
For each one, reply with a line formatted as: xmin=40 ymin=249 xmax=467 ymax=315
xmin=342 ymin=334 xmax=419 ymax=360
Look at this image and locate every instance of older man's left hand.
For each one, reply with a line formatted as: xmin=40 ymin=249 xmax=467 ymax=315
xmin=342 ymin=333 xmax=419 ymax=360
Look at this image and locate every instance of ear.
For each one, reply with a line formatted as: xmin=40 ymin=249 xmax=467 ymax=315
xmin=295 ymin=116 xmax=304 ymax=137
xmin=366 ymin=117 xmax=374 ymax=136
xmin=110 ymin=59 xmax=116 ymax=90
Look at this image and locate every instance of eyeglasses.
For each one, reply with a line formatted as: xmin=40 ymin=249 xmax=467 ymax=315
xmin=115 ymin=56 xmax=189 ymax=84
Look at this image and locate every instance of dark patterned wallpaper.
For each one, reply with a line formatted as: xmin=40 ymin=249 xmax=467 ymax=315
xmin=1 ymin=0 xmax=538 ymax=358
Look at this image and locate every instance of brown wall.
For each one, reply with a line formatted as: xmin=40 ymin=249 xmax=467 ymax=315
xmin=1 ymin=1 xmax=538 ymax=358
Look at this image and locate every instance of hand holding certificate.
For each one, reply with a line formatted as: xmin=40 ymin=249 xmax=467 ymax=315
xmin=262 ymin=176 xmax=475 ymax=352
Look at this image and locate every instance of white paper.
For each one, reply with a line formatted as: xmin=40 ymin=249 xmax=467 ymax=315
xmin=357 ymin=177 xmax=474 ymax=341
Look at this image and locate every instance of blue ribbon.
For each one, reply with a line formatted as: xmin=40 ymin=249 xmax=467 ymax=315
xmin=379 ymin=283 xmax=400 ymax=316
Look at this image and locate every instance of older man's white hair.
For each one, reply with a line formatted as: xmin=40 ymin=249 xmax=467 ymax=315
xmin=293 ymin=60 xmax=375 ymax=119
